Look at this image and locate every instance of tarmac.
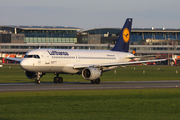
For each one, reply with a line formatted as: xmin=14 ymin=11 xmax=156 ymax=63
xmin=0 ymin=81 xmax=180 ymax=92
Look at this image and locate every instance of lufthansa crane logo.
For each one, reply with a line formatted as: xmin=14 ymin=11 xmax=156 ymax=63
xmin=123 ymin=28 xmax=130 ymax=43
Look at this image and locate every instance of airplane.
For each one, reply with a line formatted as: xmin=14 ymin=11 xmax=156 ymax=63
xmin=6 ymin=18 xmax=166 ymax=84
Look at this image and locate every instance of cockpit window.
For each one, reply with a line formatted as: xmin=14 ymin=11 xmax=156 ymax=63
xmin=34 ymin=55 xmax=40 ymax=58
xmin=24 ymin=55 xmax=40 ymax=59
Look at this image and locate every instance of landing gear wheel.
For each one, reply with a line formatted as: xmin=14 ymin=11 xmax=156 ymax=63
xmin=91 ymin=80 xmax=96 ymax=84
xmin=95 ymin=78 xmax=100 ymax=84
xmin=35 ymin=80 xmax=38 ymax=84
xmin=35 ymin=80 xmax=41 ymax=84
xmin=54 ymin=77 xmax=58 ymax=83
xmin=37 ymin=80 xmax=41 ymax=84
xmin=58 ymin=77 xmax=63 ymax=83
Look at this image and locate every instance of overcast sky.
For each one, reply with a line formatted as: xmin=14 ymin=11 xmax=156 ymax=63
xmin=0 ymin=0 xmax=180 ymax=30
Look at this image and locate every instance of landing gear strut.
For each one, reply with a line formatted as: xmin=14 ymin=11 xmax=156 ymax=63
xmin=35 ymin=72 xmax=42 ymax=84
xmin=54 ymin=73 xmax=63 ymax=83
xmin=91 ymin=78 xmax=100 ymax=84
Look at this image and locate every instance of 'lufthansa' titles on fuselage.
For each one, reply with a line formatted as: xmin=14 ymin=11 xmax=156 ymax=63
xmin=47 ymin=50 xmax=69 ymax=56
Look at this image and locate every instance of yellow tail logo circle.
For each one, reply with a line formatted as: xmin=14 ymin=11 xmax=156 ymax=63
xmin=123 ymin=28 xmax=130 ymax=43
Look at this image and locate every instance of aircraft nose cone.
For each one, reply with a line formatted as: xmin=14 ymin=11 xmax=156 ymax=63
xmin=20 ymin=59 xmax=28 ymax=70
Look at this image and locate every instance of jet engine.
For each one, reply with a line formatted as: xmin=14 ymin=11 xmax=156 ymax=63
xmin=82 ymin=67 xmax=101 ymax=80
xmin=25 ymin=71 xmax=37 ymax=79
xmin=25 ymin=71 xmax=45 ymax=79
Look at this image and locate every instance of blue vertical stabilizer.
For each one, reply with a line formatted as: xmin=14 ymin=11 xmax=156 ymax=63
xmin=111 ymin=18 xmax=132 ymax=52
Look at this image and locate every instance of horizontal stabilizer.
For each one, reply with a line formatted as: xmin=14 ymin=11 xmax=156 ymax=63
xmin=126 ymin=55 xmax=158 ymax=59
xmin=5 ymin=57 xmax=22 ymax=62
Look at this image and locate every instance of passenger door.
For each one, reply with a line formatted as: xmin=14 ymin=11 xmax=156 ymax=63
xmin=43 ymin=51 xmax=50 ymax=64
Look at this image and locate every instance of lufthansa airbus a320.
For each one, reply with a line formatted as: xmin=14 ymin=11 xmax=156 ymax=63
xmin=6 ymin=18 xmax=166 ymax=84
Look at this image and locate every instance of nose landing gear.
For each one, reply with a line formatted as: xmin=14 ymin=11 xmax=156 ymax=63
xmin=35 ymin=72 xmax=42 ymax=84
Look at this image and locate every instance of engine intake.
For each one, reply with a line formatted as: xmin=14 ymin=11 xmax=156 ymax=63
xmin=25 ymin=71 xmax=37 ymax=79
xmin=82 ymin=67 xmax=101 ymax=80
xmin=25 ymin=71 xmax=45 ymax=79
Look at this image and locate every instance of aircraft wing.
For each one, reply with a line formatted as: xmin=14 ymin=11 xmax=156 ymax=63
xmin=73 ymin=59 xmax=166 ymax=69
xmin=5 ymin=57 xmax=22 ymax=62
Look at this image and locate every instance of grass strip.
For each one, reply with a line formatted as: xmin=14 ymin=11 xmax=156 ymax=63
xmin=0 ymin=89 xmax=180 ymax=120
xmin=1 ymin=65 xmax=180 ymax=83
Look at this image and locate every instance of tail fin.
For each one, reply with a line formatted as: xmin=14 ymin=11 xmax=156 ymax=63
xmin=111 ymin=18 xmax=132 ymax=52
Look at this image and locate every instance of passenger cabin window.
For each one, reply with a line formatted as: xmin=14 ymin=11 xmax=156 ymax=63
xmin=24 ymin=55 xmax=40 ymax=59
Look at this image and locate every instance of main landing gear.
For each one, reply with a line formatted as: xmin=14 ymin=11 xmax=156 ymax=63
xmin=34 ymin=72 xmax=63 ymax=84
xmin=91 ymin=78 xmax=100 ymax=84
xmin=54 ymin=73 xmax=63 ymax=83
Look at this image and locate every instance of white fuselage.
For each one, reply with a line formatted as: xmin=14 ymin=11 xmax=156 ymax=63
xmin=20 ymin=49 xmax=134 ymax=73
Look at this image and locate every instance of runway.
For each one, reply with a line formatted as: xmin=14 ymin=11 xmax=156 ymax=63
xmin=0 ymin=81 xmax=180 ymax=92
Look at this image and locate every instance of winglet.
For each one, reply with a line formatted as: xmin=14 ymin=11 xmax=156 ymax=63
xmin=111 ymin=18 xmax=132 ymax=52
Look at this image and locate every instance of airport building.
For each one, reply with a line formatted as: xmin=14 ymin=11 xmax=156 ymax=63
xmin=80 ymin=28 xmax=180 ymax=45
xmin=1 ymin=25 xmax=180 ymax=64
xmin=0 ymin=25 xmax=81 ymax=43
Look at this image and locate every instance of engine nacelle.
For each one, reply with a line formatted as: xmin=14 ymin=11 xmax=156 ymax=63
xmin=25 ymin=71 xmax=45 ymax=80
xmin=25 ymin=71 xmax=37 ymax=79
xmin=82 ymin=67 xmax=101 ymax=80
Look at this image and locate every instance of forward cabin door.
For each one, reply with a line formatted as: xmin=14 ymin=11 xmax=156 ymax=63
xmin=43 ymin=51 xmax=50 ymax=64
